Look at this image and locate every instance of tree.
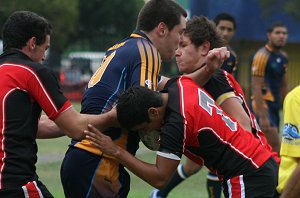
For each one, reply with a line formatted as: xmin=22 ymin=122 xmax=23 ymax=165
xmin=0 ymin=0 xmax=78 ymax=72
xmin=76 ymin=0 xmax=144 ymax=51
xmin=258 ymin=0 xmax=300 ymax=20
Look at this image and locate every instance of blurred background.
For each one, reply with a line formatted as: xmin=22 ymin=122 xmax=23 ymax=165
xmin=1 ymin=0 xmax=300 ymax=102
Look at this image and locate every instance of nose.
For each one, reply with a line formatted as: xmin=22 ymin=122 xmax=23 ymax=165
xmin=175 ymin=48 xmax=181 ymax=56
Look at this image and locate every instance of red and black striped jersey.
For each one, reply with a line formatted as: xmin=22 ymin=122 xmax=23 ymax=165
xmin=0 ymin=50 xmax=71 ymax=189
xmin=158 ymin=76 xmax=273 ymax=179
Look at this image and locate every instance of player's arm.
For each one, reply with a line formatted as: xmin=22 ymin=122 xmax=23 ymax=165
xmin=37 ymin=115 xmax=64 ymax=138
xmin=280 ymin=73 xmax=288 ymax=105
xmin=54 ymin=107 xmax=118 ymax=140
xmin=280 ymin=158 xmax=300 ymax=198
xmin=220 ymin=97 xmax=252 ymax=132
xmin=84 ymin=124 xmax=180 ymax=189
xmin=251 ymin=76 xmax=270 ymax=130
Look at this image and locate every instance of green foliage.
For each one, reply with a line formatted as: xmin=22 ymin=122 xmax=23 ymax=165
xmin=258 ymin=0 xmax=300 ymax=20
xmin=76 ymin=0 xmax=144 ymax=51
xmin=0 ymin=0 xmax=78 ymax=53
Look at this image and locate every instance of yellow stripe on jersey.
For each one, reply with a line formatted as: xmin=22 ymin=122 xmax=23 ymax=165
xmin=152 ymin=46 xmax=160 ymax=90
xmin=252 ymin=50 xmax=269 ymax=77
xmin=216 ymin=92 xmax=237 ymax=106
xmin=145 ymin=42 xmax=154 ymax=90
xmin=88 ymin=51 xmax=116 ymax=88
xmin=107 ymin=41 xmax=126 ymax=52
xmin=130 ymin=33 xmax=144 ymax=38
xmin=137 ymin=40 xmax=147 ymax=87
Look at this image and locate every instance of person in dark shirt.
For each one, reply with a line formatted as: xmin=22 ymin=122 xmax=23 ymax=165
xmin=251 ymin=22 xmax=288 ymax=154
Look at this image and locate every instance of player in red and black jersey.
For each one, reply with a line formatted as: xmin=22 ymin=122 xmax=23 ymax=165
xmin=147 ymin=16 xmax=278 ymax=198
xmin=0 ymin=11 xmax=117 ymax=198
xmin=85 ymin=75 xmax=279 ymax=197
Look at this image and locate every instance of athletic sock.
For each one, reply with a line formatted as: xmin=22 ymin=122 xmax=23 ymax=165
xmin=206 ymin=172 xmax=222 ymax=198
xmin=157 ymin=164 xmax=188 ymax=197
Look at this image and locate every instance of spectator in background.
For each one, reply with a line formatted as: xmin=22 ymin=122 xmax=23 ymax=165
xmin=277 ymin=85 xmax=300 ymax=198
xmin=251 ymin=22 xmax=288 ymax=154
xmin=214 ymin=12 xmax=238 ymax=78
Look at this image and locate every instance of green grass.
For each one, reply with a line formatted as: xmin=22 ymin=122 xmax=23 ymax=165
xmin=36 ymin=138 xmax=210 ymax=198
xmin=36 ymin=102 xmax=211 ymax=197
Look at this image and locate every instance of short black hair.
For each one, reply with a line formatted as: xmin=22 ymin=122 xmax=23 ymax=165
xmin=2 ymin=10 xmax=52 ymax=51
xmin=117 ymin=86 xmax=163 ymax=130
xmin=213 ymin=12 xmax=236 ymax=30
xmin=267 ymin=22 xmax=287 ymax=33
xmin=137 ymin=0 xmax=187 ymax=32
xmin=185 ymin=16 xmax=224 ymax=49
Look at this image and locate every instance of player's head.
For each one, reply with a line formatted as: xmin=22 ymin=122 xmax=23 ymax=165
xmin=2 ymin=11 xmax=52 ymax=63
xmin=213 ymin=13 xmax=236 ymax=45
xmin=267 ymin=22 xmax=288 ymax=49
xmin=176 ymin=16 xmax=224 ymax=74
xmin=117 ymin=86 xmax=164 ymax=131
xmin=136 ymin=0 xmax=187 ymax=60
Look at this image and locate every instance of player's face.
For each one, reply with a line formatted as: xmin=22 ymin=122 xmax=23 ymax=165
xmin=31 ymin=35 xmax=50 ymax=63
xmin=159 ymin=16 xmax=186 ymax=60
xmin=268 ymin=26 xmax=288 ymax=49
xmin=175 ymin=35 xmax=203 ymax=74
xmin=216 ymin=20 xmax=235 ymax=45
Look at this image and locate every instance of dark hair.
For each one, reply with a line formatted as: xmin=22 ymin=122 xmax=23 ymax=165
xmin=117 ymin=86 xmax=163 ymax=130
xmin=213 ymin=12 xmax=236 ymax=30
xmin=267 ymin=22 xmax=287 ymax=33
xmin=136 ymin=0 xmax=187 ymax=32
xmin=184 ymin=16 xmax=224 ymax=49
xmin=2 ymin=11 xmax=52 ymax=51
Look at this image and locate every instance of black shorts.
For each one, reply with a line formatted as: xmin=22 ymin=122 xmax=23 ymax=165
xmin=223 ymin=157 xmax=278 ymax=198
xmin=0 ymin=180 xmax=53 ymax=198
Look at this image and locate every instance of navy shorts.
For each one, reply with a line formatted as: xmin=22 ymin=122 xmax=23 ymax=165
xmin=61 ymin=146 xmax=130 ymax=198
xmin=223 ymin=157 xmax=278 ymax=198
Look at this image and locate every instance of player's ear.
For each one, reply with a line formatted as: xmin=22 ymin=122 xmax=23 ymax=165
xmin=200 ymin=41 xmax=211 ymax=56
xmin=27 ymin=36 xmax=37 ymax=50
xmin=157 ymin=22 xmax=168 ymax=37
xmin=148 ymin=107 xmax=159 ymax=119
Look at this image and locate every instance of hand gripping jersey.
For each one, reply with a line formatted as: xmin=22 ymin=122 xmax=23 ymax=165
xmin=0 ymin=50 xmax=71 ymax=189
xmin=220 ymin=46 xmax=237 ymax=75
xmin=158 ymin=76 xmax=273 ymax=179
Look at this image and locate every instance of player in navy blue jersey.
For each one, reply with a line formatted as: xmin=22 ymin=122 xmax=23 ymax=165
xmin=0 ymin=11 xmax=119 ymax=198
xmin=251 ymin=22 xmax=288 ymax=154
xmin=60 ymin=1 xmax=190 ymax=197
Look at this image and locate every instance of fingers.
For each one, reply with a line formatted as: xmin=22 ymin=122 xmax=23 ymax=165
xmin=207 ymin=47 xmax=229 ymax=61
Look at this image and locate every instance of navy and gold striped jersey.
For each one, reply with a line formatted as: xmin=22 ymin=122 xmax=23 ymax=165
xmin=74 ymin=30 xmax=162 ymax=155
xmin=251 ymin=44 xmax=288 ymax=102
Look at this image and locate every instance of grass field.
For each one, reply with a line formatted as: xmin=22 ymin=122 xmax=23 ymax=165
xmin=35 ymin=102 xmax=214 ymax=198
xmin=36 ymin=138 xmax=210 ymax=198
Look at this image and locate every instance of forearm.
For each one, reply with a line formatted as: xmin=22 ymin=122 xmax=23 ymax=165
xmin=55 ymin=108 xmax=118 ymax=140
xmin=252 ymin=79 xmax=267 ymax=117
xmin=37 ymin=115 xmax=65 ymax=139
xmin=281 ymin=161 xmax=300 ymax=198
xmin=115 ymin=148 xmax=177 ymax=189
